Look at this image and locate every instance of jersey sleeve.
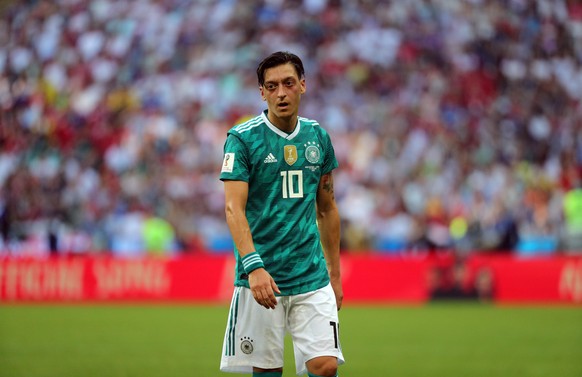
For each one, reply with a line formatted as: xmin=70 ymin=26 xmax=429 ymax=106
xmin=219 ymin=133 xmax=250 ymax=182
xmin=320 ymin=129 xmax=339 ymax=175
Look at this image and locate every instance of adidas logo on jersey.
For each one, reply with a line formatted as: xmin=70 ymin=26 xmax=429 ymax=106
xmin=263 ymin=153 xmax=278 ymax=163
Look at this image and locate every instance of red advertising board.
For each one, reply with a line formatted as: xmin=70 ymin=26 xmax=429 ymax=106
xmin=465 ymin=255 xmax=582 ymax=304
xmin=0 ymin=255 xmax=235 ymax=303
xmin=340 ymin=254 xmax=429 ymax=303
xmin=1 ymin=254 xmax=581 ymax=304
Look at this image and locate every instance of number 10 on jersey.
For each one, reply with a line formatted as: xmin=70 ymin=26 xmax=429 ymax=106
xmin=280 ymin=170 xmax=304 ymax=198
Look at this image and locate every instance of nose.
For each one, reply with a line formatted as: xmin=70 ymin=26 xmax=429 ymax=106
xmin=277 ymin=85 xmax=286 ymax=98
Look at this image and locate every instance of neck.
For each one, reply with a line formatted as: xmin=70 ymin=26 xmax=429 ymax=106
xmin=268 ymin=113 xmax=297 ymax=134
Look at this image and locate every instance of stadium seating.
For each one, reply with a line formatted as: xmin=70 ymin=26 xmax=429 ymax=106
xmin=1 ymin=0 xmax=581 ymax=256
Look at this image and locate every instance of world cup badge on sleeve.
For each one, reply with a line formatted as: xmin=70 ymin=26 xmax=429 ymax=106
xmin=222 ymin=153 xmax=235 ymax=173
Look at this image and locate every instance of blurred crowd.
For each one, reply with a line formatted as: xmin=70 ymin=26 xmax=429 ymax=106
xmin=1 ymin=0 xmax=582 ymax=258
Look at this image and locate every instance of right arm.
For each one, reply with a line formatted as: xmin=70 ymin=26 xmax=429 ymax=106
xmin=224 ymin=180 xmax=280 ymax=309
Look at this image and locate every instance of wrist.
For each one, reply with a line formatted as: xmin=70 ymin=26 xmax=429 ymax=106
xmin=241 ymin=251 xmax=265 ymax=274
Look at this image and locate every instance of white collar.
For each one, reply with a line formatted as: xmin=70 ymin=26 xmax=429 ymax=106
xmin=262 ymin=111 xmax=300 ymax=140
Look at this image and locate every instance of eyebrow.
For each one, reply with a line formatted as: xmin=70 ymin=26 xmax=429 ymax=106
xmin=264 ymin=76 xmax=297 ymax=85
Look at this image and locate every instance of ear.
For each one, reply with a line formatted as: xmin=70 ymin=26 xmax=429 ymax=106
xmin=300 ymin=78 xmax=306 ymax=94
xmin=259 ymin=86 xmax=266 ymax=101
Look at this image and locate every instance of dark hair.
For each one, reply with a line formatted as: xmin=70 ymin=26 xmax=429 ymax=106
xmin=256 ymin=51 xmax=305 ymax=87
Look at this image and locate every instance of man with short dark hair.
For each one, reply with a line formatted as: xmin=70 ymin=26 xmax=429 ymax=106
xmin=219 ymin=51 xmax=345 ymax=377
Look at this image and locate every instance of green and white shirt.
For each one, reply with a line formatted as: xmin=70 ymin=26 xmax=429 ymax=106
xmin=220 ymin=110 xmax=339 ymax=295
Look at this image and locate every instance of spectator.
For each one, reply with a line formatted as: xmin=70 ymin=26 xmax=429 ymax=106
xmin=562 ymin=186 xmax=582 ymax=253
xmin=0 ymin=0 xmax=580 ymax=257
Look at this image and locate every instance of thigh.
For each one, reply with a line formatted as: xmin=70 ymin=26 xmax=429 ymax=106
xmin=220 ymin=286 xmax=286 ymax=373
xmin=287 ymin=284 xmax=345 ymax=375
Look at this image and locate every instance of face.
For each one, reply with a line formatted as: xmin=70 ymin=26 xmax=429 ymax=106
xmin=260 ymin=63 xmax=306 ymax=128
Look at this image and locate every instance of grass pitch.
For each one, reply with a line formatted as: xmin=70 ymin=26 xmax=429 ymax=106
xmin=0 ymin=303 xmax=580 ymax=377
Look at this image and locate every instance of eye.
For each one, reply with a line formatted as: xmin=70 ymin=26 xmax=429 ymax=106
xmin=265 ymin=83 xmax=277 ymax=91
xmin=285 ymin=80 xmax=295 ymax=87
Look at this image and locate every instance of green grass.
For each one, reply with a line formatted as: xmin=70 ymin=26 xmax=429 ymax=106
xmin=0 ymin=303 xmax=581 ymax=377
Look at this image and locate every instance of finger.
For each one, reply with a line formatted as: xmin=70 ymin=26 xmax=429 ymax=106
xmin=256 ymin=292 xmax=268 ymax=308
xmin=252 ymin=289 xmax=266 ymax=307
xmin=264 ymin=291 xmax=277 ymax=309
xmin=271 ymin=279 xmax=281 ymax=295
xmin=253 ymin=297 xmax=263 ymax=308
xmin=260 ymin=299 xmax=276 ymax=309
xmin=254 ymin=289 xmax=274 ymax=309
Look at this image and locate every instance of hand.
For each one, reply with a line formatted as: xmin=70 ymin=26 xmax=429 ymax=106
xmin=248 ymin=268 xmax=280 ymax=309
xmin=330 ymin=276 xmax=343 ymax=310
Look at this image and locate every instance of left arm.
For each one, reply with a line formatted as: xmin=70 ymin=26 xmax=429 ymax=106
xmin=316 ymin=171 xmax=343 ymax=310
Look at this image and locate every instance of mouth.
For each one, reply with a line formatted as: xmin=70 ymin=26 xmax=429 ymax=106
xmin=277 ymin=102 xmax=289 ymax=110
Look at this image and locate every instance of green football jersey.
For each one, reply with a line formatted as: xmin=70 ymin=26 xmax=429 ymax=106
xmin=220 ymin=110 xmax=339 ymax=295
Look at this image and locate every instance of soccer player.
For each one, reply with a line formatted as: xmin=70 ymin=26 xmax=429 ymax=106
xmin=219 ymin=51 xmax=345 ymax=377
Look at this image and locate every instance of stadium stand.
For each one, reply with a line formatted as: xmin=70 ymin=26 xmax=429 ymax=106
xmin=0 ymin=0 xmax=581 ymax=257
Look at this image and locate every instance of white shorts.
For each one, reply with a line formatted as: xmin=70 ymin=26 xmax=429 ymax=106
xmin=219 ymin=283 xmax=345 ymax=375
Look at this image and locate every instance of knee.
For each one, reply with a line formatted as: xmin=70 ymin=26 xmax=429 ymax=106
xmin=306 ymin=356 xmax=338 ymax=377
